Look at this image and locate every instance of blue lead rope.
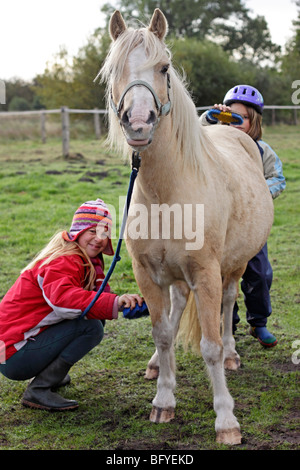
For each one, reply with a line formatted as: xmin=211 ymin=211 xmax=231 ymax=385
xmin=80 ymin=151 xmax=142 ymax=319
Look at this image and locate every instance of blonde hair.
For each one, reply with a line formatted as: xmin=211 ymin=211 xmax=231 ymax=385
xmin=246 ymin=106 xmax=263 ymax=141
xmin=21 ymin=232 xmax=97 ymax=291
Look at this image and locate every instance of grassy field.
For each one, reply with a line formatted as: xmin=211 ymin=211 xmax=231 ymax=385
xmin=0 ymin=124 xmax=299 ymax=451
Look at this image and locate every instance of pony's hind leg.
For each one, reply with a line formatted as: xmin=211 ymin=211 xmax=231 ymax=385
xmin=145 ymin=281 xmax=190 ymax=380
xmin=222 ymin=278 xmax=241 ymax=370
xmin=222 ymin=269 xmax=245 ymax=370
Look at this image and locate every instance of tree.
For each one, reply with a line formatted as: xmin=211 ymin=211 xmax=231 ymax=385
xmin=27 ymin=1 xmax=294 ymax=117
xmin=1 ymin=79 xmax=36 ymax=111
xmin=280 ymin=0 xmax=300 ymax=104
xmin=8 ymin=96 xmax=31 ymax=111
xmin=101 ymin=0 xmax=248 ymax=38
xmin=33 ymin=47 xmax=75 ymax=109
xmin=216 ymin=15 xmax=281 ymax=64
xmin=33 ymin=32 xmax=110 ymax=110
xmin=171 ymin=38 xmax=246 ymax=106
xmin=294 ymin=0 xmax=300 ymax=50
xmin=100 ymin=0 xmax=280 ymax=63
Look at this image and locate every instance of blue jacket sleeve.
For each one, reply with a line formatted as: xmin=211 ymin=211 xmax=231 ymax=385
xmin=258 ymin=140 xmax=286 ymax=199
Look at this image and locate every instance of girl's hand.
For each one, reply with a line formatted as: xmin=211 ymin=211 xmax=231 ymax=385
xmin=118 ymin=294 xmax=143 ymax=310
xmin=213 ymin=103 xmax=232 ymax=113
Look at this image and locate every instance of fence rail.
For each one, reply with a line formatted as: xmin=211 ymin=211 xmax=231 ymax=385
xmin=0 ymin=105 xmax=299 ymax=157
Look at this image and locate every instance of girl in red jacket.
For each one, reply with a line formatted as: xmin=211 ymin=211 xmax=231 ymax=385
xmin=0 ymin=198 xmax=143 ymax=411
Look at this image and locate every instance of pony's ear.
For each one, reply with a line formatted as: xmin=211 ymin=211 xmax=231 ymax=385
xmin=149 ymin=9 xmax=168 ymax=40
xmin=109 ymin=10 xmax=127 ymax=40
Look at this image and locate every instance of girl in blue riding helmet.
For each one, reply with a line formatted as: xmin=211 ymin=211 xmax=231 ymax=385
xmin=200 ymin=84 xmax=286 ymax=347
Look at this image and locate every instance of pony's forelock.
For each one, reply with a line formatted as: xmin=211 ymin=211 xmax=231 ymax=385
xmin=99 ymin=27 xmax=171 ymax=83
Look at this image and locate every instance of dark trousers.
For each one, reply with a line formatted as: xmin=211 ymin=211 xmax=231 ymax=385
xmin=233 ymin=243 xmax=273 ymax=330
xmin=0 ymin=318 xmax=103 ymax=381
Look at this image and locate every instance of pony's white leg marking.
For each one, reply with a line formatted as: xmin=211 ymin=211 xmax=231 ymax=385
xmin=222 ymin=280 xmax=241 ymax=370
xmin=150 ymin=312 xmax=176 ymax=422
xmin=130 ymin=259 xmax=176 ymax=422
xmin=145 ymin=349 xmax=159 ymax=379
xmin=200 ymin=337 xmax=241 ymax=444
xmin=145 ymin=281 xmax=189 ymax=380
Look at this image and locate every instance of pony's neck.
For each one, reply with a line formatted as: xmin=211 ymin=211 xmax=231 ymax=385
xmin=136 ymin=117 xmax=186 ymax=201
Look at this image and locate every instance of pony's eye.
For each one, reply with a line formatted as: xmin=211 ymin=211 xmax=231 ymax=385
xmin=160 ymin=64 xmax=170 ymax=75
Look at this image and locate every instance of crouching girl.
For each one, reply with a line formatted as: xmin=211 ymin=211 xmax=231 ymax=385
xmin=0 ymin=199 xmax=143 ymax=411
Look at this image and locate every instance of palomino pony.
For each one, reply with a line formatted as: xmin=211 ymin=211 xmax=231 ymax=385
xmin=99 ymin=9 xmax=273 ymax=445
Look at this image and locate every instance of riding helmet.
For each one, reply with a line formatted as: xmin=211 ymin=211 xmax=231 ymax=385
xmin=223 ymin=85 xmax=264 ymax=114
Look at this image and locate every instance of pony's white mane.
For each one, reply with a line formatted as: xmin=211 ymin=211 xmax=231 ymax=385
xmin=98 ymin=27 xmax=206 ymax=169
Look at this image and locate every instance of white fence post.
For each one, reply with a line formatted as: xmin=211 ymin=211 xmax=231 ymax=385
xmin=94 ymin=108 xmax=101 ymax=139
xmin=61 ymin=106 xmax=70 ymax=157
xmin=40 ymin=112 xmax=46 ymax=144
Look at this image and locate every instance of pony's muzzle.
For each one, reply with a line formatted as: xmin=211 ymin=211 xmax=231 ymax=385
xmin=120 ymin=105 xmax=157 ymax=149
xmin=121 ymin=107 xmax=157 ymax=128
xmin=110 ymin=77 xmax=171 ymax=149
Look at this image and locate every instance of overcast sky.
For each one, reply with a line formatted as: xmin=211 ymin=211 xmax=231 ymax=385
xmin=0 ymin=0 xmax=298 ymax=81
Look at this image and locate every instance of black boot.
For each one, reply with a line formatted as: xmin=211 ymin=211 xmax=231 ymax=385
xmin=52 ymin=373 xmax=71 ymax=390
xmin=22 ymin=357 xmax=78 ymax=411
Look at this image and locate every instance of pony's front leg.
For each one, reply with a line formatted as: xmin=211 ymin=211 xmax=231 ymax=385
xmin=150 ymin=310 xmax=176 ymax=423
xmin=145 ymin=281 xmax=190 ymax=380
xmin=192 ymin=263 xmax=242 ymax=445
xmin=132 ymin=261 xmax=176 ymax=423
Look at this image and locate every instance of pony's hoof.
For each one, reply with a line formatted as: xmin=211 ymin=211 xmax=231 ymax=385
xmin=224 ymin=356 xmax=241 ymax=370
xmin=150 ymin=406 xmax=175 ymax=423
xmin=144 ymin=366 xmax=159 ymax=380
xmin=216 ymin=428 xmax=242 ymax=445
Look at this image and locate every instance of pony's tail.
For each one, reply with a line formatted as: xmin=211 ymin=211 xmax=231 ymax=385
xmin=176 ymin=292 xmax=202 ymax=355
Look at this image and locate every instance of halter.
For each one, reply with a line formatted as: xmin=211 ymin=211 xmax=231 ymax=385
xmin=110 ymin=73 xmax=171 ymax=119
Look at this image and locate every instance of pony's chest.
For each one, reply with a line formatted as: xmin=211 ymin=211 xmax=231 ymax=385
xmin=137 ymin=246 xmax=184 ymax=286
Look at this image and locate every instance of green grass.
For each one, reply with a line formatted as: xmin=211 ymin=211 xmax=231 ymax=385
xmin=0 ymin=126 xmax=299 ymax=451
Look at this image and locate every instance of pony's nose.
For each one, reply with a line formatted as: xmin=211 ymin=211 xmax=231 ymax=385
xmin=121 ymin=107 xmax=157 ymax=132
xmin=147 ymin=110 xmax=156 ymax=124
xmin=121 ymin=108 xmax=130 ymax=126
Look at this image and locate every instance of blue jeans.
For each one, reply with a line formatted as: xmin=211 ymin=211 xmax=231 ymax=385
xmin=0 ymin=318 xmax=103 ymax=381
xmin=233 ymin=243 xmax=273 ymax=329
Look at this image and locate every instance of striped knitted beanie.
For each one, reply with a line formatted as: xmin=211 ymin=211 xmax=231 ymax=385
xmin=63 ymin=199 xmax=114 ymax=256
